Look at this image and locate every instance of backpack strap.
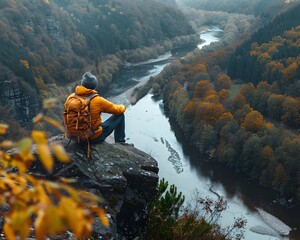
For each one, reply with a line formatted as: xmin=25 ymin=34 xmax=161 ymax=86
xmin=84 ymin=94 xmax=99 ymax=136
xmin=87 ymin=93 xmax=99 ymax=112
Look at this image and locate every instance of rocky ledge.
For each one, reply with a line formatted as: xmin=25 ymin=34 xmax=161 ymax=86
xmin=26 ymin=135 xmax=159 ymax=239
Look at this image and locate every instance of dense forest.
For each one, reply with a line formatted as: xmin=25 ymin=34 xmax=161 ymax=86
xmin=228 ymin=4 xmax=300 ymax=92
xmin=53 ymin=0 xmax=194 ymax=55
xmin=159 ymin=3 xmax=300 ymax=201
xmin=0 ymin=0 xmax=197 ymax=136
xmin=228 ymin=4 xmax=300 ymax=128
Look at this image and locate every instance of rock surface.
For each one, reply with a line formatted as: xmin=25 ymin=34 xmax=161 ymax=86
xmin=257 ymin=208 xmax=292 ymax=236
xmin=27 ymin=135 xmax=159 ymax=239
xmin=249 ymin=226 xmax=281 ymax=238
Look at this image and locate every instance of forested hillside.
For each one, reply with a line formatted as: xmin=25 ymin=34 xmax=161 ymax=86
xmin=160 ymin=3 xmax=300 ymax=201
xmin=0 ymin=0 xmax=195 ymax=135
xmin=228 ymin=4 xmax=300 ymax=90
xmin=53 ymin=0 xmax=194 ymax=55
xmin=228 ymin=4 xmax=300 ymax=129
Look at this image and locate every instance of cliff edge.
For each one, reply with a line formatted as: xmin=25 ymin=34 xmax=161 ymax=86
xmin=27 ymin=135 xmax=159 ymax=239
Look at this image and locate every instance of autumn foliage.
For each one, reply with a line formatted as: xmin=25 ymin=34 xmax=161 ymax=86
xmin=241 ymin=110 xmax=264 ymax=132
xmin=0 ymin=104 xmax=109 ymax=239
xmin=162 ymin=12 xmax=300 ymax=200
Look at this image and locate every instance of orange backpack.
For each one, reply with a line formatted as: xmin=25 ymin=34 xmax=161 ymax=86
xmin=63 ymin=93 xmax=98 ymax=143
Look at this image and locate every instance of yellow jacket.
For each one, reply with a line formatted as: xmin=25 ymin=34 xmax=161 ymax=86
xmin=66 ymin=85 xmax=126 ymax=139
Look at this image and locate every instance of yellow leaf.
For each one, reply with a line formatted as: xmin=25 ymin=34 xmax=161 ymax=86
xmin=59 ymin=197 xmax=93 ymax=237
xmin=26 ymin=206 xmax=35 ymax=216
xmin=0 ymin=123 xmax=9 ymax=135
xmin=19 ymin=189 xmax=35 ymax=202
xmin=0 ymin=140 xmax=16 ymax=149
xmin=18 ymin=138 xmax=32 ymax=151
xmin=0 ymin=160 xmax=9 ymax=168
xmin=3 ymin=178 xmax=16 ymax=189
xmin=43 ymin=98 xmax=58 ymax=109
xmin=25 ymin=174 xmax=37 ymax=185
xmin=96 ymin=208 xmax=109 ymax=227
xmin=37 ymin=144 xmax=53 ymax=172
xmin=8 ymin=209 xmax=31 ymax=239
xmin=46 ymin=181 xmax=61 ymax=189
xmin=3 ymin=153 xmax=12 ymax=161
xmin=31 ymin=131 xmax=47 ymax=145
xmin=32 ymin=113 xmax=44 ymax=124
xmin=3 ymin=222 xmax=16 ymax=240
xmin=44 ymin=182 xmax=62 ymax=200
xmin=36 ymin=185 xmax=51 ymax=205
xmin=59 ymin=177 xmax=77 ymax=183
xmin=35 ymin=206 xmax=64 ymax=238
xmin=51 ymin=143 xmax=70 ymax=163
xmin=46 ymin=206 xmax=64 ymax=236
xmin=79 ymin=191 xmax=101 ymax=203
xmin=80 ymin=219 xmax=93 ymax=238
xmin=16 ymin=138 xmax=35 ymax=164
xmin=34 ymin=210 xmax=46 ymax=240
xmin=0 ymin=195 xmax=6 ymax=205
xmin=16 ymin=175 xmax=27 ymax=189
xmin=59 ymin=197 xmax=77 ymax=229
xmin=42 ymin=116 xmax=65 ymax=132
xmin=10 ymin=159 xmax=27 ymax=173
xmin=18 ymin=137 xmax=32 ymax=157
xmin=61 ymin=185 xmax=80 ymax=202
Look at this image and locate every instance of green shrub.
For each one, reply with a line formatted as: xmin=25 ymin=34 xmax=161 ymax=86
xmin=142 ymin=179 xmax=247 ymax=240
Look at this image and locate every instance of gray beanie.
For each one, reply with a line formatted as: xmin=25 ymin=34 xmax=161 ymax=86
xmin=81 ymin=72 xmax=98 ymax=89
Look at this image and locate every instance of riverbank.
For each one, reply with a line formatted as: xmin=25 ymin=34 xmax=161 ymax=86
xmin=105 ymin=26 xmax=299 ymax=240
xmin=122 ymin=93 xmax=298 ymax=240
xmin=125 ymin=26 xmax=227 ymax=105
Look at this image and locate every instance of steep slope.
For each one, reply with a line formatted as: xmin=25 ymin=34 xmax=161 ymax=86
xmin=228 ymin=3 xmax=300 ymax=97
xmin=0 ymin=0 xmax=194 ymax=133
xmin=0 ymin=0 xmax=194 ymax=87
xmin=53 ymin=0 xmax=194 ymax=55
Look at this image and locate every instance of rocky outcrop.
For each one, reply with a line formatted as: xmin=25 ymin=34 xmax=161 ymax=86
xmin=28 ymin=135 xmax=159 ymax=239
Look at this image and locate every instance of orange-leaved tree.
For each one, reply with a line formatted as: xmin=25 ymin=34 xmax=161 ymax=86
xmin=0 ymin=99 xmax=109 ymax=240
xmin=242 ymin=110 xmax=265 ymax=133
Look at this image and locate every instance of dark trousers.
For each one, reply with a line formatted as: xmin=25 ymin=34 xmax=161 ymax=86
xmin=90 ymin=113 xmax=125 ymax=144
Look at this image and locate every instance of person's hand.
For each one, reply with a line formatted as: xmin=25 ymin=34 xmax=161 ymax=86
xmin=119 ymin=104 xmax=126 ymax=112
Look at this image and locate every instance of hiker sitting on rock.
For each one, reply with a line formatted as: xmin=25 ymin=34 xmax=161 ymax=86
xmin=63 ymin=72 xmax=126 ymax=144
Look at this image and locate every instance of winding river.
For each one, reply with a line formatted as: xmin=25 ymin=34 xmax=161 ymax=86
xmin=104 ymin=28 xmax=299 ymax=240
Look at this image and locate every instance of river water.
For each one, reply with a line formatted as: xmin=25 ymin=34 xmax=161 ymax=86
xmin=104 ymin=28 xmax=299 ymax=240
